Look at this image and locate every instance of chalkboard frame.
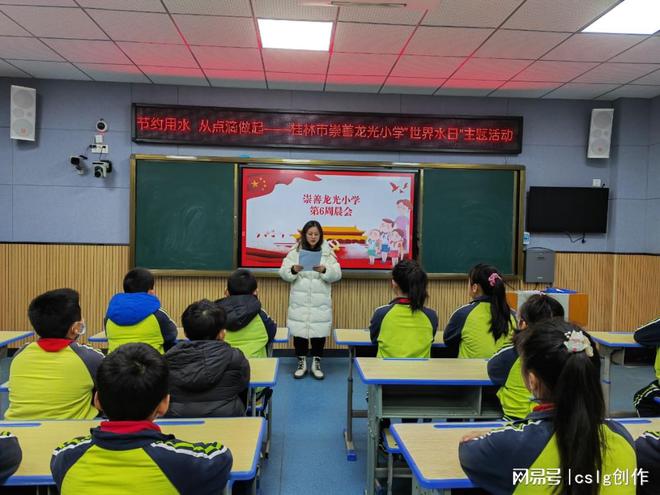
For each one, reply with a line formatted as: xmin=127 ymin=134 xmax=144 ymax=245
xmin=130 ymin=154 xmax=524 ymax=279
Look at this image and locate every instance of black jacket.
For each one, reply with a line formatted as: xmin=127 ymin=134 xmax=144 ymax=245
xmin=165 ymin=340 xmax=250 ymax=418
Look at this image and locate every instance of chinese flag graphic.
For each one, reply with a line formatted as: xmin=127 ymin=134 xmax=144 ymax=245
xmin=243 ymin=169 xmax=321 ymax=200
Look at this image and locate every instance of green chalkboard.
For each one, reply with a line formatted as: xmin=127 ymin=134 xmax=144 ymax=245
xmin=132 ymin=159 xmax=236 ymax=273
xmin=420 ymin=167 xmax=523 ymax=275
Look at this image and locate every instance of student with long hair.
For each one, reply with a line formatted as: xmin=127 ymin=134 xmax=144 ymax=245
xmin=444 ymin=263 xmax=516 ymax=358
xmin=488 ymin=293 xmax=564 ymax=420
xmin=460 ymin=319 xmax=637 ymax=495
xmin=279 ymin=220 xmax=341 ymax=380
xmin=369 ymin=259 xmax=438 ymax=358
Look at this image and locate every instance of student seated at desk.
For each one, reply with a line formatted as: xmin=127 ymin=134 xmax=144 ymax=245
xmin=6 ymin=289 xmax=104 ymax=420
xmin=0 ymin=431 xmax=21 ymax=484
xmin=369 ymin=259 xmax=438 ymax=358
xmin=632 ymin=317 xmax=660 ymax=417
xmin=636 ymin=430 xmax=660 ymax=495
xmin=444 ymin=263 xmax=516 ymax=358
xmin=166 ymin=300 xmax=250 ymax=418
xmin=459 ymin=320 xmax=636 ymax=495
xmin=104 ymin=267 xmax=177 ymax=354
xmin=488 ymin=294 xmax=564 ymax=421
xmin=215 ymin=269 xmax=277 ymax=359
xmin=51 ymin=343 xmax=232 ymax=495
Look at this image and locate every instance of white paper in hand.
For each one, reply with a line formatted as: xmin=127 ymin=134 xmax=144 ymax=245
xmin=299 ymin=249 xmax=322 ymax=271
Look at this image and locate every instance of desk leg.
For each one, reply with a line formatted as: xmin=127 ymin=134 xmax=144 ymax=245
xmin=344 ymin=346 xmax=357 ymax=461
xmin=223 ymin=480 xmax=233 ymax=495
xmin=250 ymin=388 xmax=257 ymax=417
xmin=265 ymin=396 xmax=272 ymax=457
xmin=600 ymin=347 xmax=613 ymax=416
xmin=366 ymin=384 xmax=379 ymax=495
xmin=412 ymin=475 xmax=443 ymax=495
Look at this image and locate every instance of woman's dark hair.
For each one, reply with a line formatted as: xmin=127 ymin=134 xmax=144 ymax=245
xmin=517 ymin=319 xmax=603 ymax=495
xmin=468 ymin=263 xmax=511 ymax=341
xmin=519 ymin=294 xmax=565 ymax=326
xmin=299 ymin=220 xmax=324 ymax=251
xmin=392 ymin=259 xmax=428 ymax=311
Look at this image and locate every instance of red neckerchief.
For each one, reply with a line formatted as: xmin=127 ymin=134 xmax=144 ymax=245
xmin=392 ymin=297 xmax=411 ymax=305
xmin=37 ymin=338 xmax=72 ymax=352
xmin=99 ymin=421 xmax=162 ymax=434
xmin=533 ymin=403 xmax=556 ymax=413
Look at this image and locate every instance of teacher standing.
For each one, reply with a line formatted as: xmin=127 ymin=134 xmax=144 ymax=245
xmin=279 ymin=220 xmax=341 ymax=380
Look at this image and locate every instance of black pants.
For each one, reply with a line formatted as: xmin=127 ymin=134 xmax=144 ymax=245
xmin=293 ymin=336 xmax=325 ymax=358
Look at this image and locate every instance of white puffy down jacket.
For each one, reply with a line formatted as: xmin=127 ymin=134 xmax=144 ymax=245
xmin=278 ymin=242 xmax=342 ymax=339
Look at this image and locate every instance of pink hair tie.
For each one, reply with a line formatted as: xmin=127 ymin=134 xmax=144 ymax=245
xmin=488 ymin=273 xmax=501 ymax=287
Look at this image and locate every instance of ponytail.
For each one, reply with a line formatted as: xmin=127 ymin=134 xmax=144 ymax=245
xmin=468 ymin=263 xmax=511 ymax=340
xmin=517 ymin=319 xmax=604 ymax=495
xmin=392 ymin=259 xmax=428 ymax=311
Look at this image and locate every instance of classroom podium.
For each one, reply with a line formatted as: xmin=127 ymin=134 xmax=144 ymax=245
xmin=507 ymin=290 xmax=588 ymax=327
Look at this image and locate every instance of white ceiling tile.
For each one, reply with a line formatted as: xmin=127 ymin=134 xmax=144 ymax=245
xmin=633 ymin=68 xmax=660 ymax=85
xmin=543 ymin=33 xmax=647 ymax=62
xmin=475 ymin=30 xmax=571 ymax=59
xmin=87 ymin=10 xmax=181 ymax=43
xmin=435 ymin=79 xmax=502 ymax=96
xmin=543 ymin=83 xmax=619 ymax=99
xmin=9 ymin=60 xmax=90 ymax=80
xmin=141 ymin=66 xmax=208 ymax=85
xmin=1 ymin=6 xmax=106 ymax=39
xmin=192 ymin=46 xmax=262 ymax=70
xmin=262 ymin=49 xmax=327 ymax=74
xmin=612 ymin=37 xmax=660 ymax=63
xmin=574 ymin=63 xmax=660 ymax=84
xmin=328 ymin=53 xmax=397 ymax=76
xmin=338 ymin=6 xmax=423 ymax=25
xmin=78 ymin=0 xmax=165 ymax=12
xmin=174 ymin=15 xmax=257 ymax=47
xmin=334 ymin=23 xmax=414 ymax=55
xmin=44 ymin=39 xmax=131 ymax=64
xmin=503 ymin=0 xmax=619 ymax=31
xmin=381 ymin=77 xmax=444 ymax=95
xmin=490 ymin=81 xmax=562 ymax=98
xmin=325 ymin=74 xmax=385 ymax=93
xmin=118 ymin=42 xmax=198 ymax=68
xmin=424 ymin=0 xmax=523 ymax=28
xmin=513 ymin=61 xmax=597 ymax=82
xmin=598 ymin=85 xmax=660 ymax=99
xmin=390 ymin=55 xmax=463 ymax=79
xmin=0 ymin=36 xmax=62 ymax=61
xmin=267 ymin=72 xmax=324 ymax=91
xmin=164 ymin=0 xmax=251 ymax=16
xmin=406 ymin=27 xmax=493 ymax=56
xmin=452 ymin=58 xmax=530 ymax=80
xmin=0 ymin=0 xmax=75 ymax=5
xmin=0 ymin=59 xmax=30 ymax=77
xmin=0 ymin=11 xmax=29 ymax=35
xmin=76 ymin=63 xmax=150 ymax=83
xmin=206 ymin=69 xmax=266 ymax=89
xmin=252 ymin=0 xmax=336 ymax=21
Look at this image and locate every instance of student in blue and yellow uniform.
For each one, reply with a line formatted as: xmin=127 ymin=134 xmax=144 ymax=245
xmin=0 ymin=431 xmax=21 ymax=483
xmin=215 ymin=268 xmax=277 ymax=359
xmin=51 ymin=343 xmax=232 ymax=495
xmin=488 ymin=294 xmax=564 ymax=420
xmin=459 ymin=319 xmax=637 ymax=495
xmin=636 ymin=430 xmax=660 ymax=495
xmin=6 ymin=288 xmax=104 ymax=420
xmin=444 ymin=263 xmax=516 ymax=358
xmin=104 ymin=267 xmax=177 ymax=354
xmin=369 ymin=259 xmax=438 ymax=358
xmin=632 ymin=317 xmax=660 ymax=417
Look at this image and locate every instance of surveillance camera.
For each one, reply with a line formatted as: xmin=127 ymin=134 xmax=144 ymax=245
xmin=93 ymin=160 xmax=112 ymax=178
xmin=95 ymin=119 xmax=108 ymax=133
xmin=70 ymin=155 xmax=87 ymax=175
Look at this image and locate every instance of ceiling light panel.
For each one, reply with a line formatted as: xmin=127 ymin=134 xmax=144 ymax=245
xmin=258 ymin=19 xmax=332 ymax=51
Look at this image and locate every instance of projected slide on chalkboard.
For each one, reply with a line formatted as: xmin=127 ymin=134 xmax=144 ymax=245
xmin=240 ymin=167 xmax=416 ymax=270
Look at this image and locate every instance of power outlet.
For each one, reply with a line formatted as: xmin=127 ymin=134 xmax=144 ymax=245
xmin=90 ymin=144 xmax=109 ymax=154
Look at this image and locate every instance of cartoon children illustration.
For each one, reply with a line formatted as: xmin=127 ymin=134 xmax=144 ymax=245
xmin=395 ymin=199 xmax=412 ymax=254
xmin=366 ymin=229 xmax=381 ymax=265
xmin=388 ymin=228 xmax=405 ymax=267
xmin=379 ymin=219 xmax=394 ymax=263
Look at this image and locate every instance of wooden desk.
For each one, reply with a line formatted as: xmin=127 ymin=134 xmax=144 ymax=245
xmin=391 ymin=417 xmax=660 ymax=494
xmin=355 ymin=357 xmax=498 ymax=495
xmin=589 ymin=332 xmax=642 ymax=416
xmin=1 ymin=417 xmax=265 ymax=495
xmin=273 ymin=327 xmax=289 ymax=343
xmin=0 ymin=331 xmax=33 ymax=358
xmin=333 ymin=328 xmax=445 ymax=460
xmin=247 ymin=357 xmax=278 ymax=458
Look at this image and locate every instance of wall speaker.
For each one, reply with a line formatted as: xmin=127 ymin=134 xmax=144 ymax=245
xmin=587 ymin=108 xmax=613 ymax=159
xmin=10 ymin=85 xmax=36 ymax=141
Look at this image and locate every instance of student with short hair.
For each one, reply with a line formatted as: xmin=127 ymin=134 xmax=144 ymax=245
xmin=0 ymin=432 xmax=21 ymax=484
xmin=443 ymin=263 xmax=516 ymax=358
xmin=215 ymin=269 xmax=277 ymax=359
xmin=632 ymin=317 xmax=660 ymax=417
xmin=459 ymin=320 xmax=637 ymax=495
xmin=51 ymin=343 xmax=233 ymax=494
xmin=6 ymin=288 xmax=103 ymax=420
xmin=369 ymin=259 xmax=438 ymax=358
xmin=166 ymin=300 xmax=250 ymax=418
xmin=636 ymin=430 xmax=660 ymax=495
xmin=488 ymin=294 xmax=565 ymax=420
xmin=104 ymin=267 xmax=177 ymax=354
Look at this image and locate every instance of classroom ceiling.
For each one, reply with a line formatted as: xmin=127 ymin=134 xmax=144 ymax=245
xmin=0 ymin=0 xmax=659 ymax=100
